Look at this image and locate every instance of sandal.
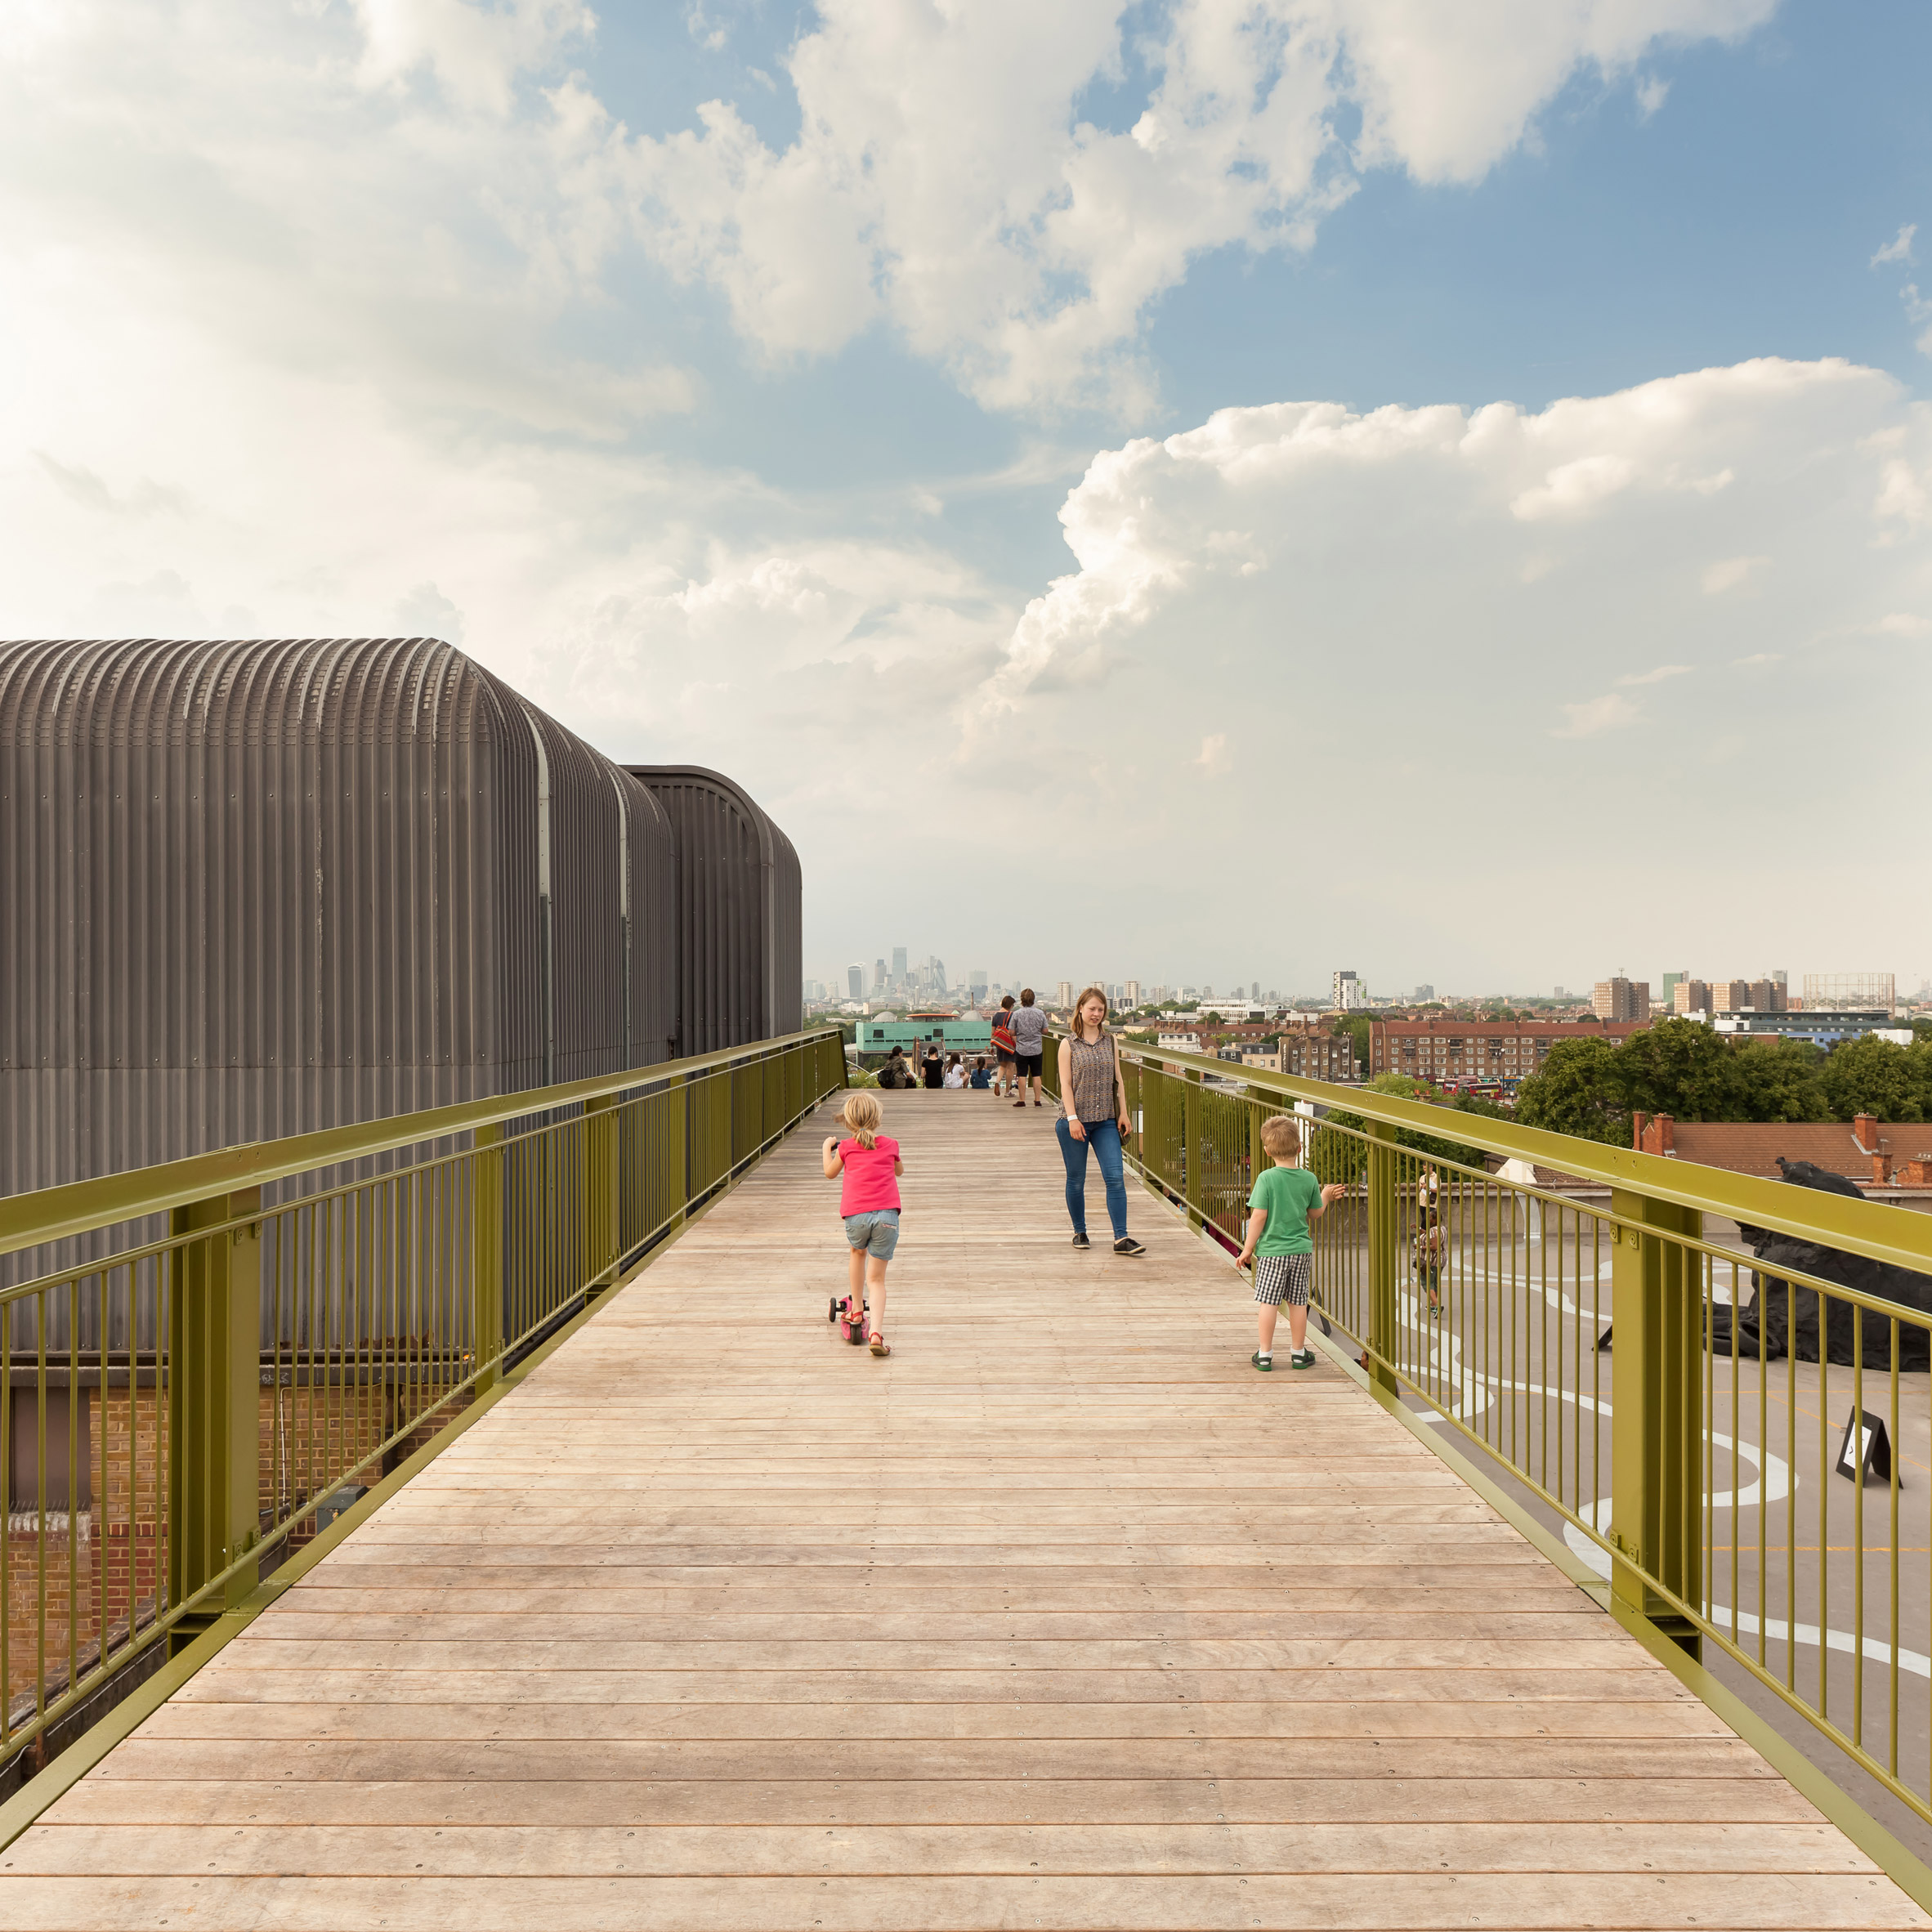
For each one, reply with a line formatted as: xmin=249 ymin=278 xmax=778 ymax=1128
xmin=869 ymin=1331 xmax=891 ymax=1357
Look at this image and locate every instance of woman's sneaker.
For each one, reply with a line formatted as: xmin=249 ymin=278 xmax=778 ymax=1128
xmin=1112 ymin=1237 xmax=1146 ymax=1257
xmin=1071 ymin=1232 xmax=1090 ymax=1250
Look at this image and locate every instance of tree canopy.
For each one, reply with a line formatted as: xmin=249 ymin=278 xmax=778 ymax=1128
xmin=1512 ymin=1017 xmax=1932 ymax=1139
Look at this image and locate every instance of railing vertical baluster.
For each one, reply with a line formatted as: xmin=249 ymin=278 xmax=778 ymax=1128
xmin=472 ymin=1125 xmax=503 ymax=1395
xmin=586 ymin=1093 xmax=620 ymax=1303
xmin=1182 ymin=1068 xmax=1202 ymax=1232
xmin=167 ymin=1188 xmax=262 ymax=1652
xmin=1607 ymin=1192 xmax=1702 ymax=1657
xmin=1364 ymin=1124 xmax=1398 ymax=1399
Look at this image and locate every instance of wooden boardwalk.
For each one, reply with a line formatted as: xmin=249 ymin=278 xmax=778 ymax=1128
xmin=5 ymin=1092 xmax=1925 ymax=1929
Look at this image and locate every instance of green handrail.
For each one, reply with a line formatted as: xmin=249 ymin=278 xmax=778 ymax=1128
xmin=0 ymin=1026 xmax=848 ymax=1782
xmin=1045 ymin=1029 xmax=1932 ymax=1833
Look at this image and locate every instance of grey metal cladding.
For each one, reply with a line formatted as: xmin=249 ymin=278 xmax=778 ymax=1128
xmin=622 ymin=764 xmax=803 ymax=1057
xmin=0 ymin=637 xmax=677 ymax=1214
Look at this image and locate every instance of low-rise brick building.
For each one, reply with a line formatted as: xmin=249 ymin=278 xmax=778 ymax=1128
xmin=1241 ymin=1035 xmax=1357 ymax=1081
xmin=1370 ymin=1017 xmax=1650 ymax=1089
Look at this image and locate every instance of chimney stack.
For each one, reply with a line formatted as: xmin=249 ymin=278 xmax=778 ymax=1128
xmin=1854 ymin=1114 xmax=1889 ymax=1186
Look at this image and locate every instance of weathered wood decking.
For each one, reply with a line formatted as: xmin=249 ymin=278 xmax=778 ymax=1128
xmin=3 ymin=1092 xmax=1925 ymax=1928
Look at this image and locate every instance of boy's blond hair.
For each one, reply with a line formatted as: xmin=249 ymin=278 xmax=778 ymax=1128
xmin=840 ymin=1090 xmax=883 ymax=1150
xmin=1260 ymin=1114 xmax=1301 ymax=1159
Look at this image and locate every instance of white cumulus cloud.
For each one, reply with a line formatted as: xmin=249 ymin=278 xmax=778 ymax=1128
xmin=950 ymin=358 xmax=1930 ymax=976
xmin=1872 ymin=224 xmax=1917 ymax=267
xmin=1702 ymin=553 xmax=1769 ymax=593
xmin=1552 ymin=692 xmax=1641 ymax=737
xmin=616 ymin=0 xmax=1778 ymax=409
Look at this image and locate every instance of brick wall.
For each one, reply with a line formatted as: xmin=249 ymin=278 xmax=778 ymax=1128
xmin=6 ymin=1378 xmax=472 ymax=1721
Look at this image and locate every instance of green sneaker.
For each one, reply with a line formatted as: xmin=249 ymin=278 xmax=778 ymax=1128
xmin=1250 ymin=1351 xmax=1272 ymax=1372
xmin=1289 ymin=1348 xmax=1317 ymax=1370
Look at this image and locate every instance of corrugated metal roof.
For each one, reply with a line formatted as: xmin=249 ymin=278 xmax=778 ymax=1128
xmin=0 ymin=637 xmax=683 ymax=1320
xmin=624 ymin=765 xmax=802 ymax=1058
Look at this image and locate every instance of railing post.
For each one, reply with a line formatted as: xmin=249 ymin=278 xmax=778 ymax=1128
xmin=471 ymin=1124 xmax=503 ymax=1393
xmin=585 ymin=1093 xmax=620 ymax=1301
xmin=1182 ymin=1068 xmax=1203 ymax=1232
xmin=168 ymin=1187 xmax=261 ymax=1652
xmin=1608 ymin=1189 xmax=1703 ymax=1657
xmin=1364 ymin=1124 xmax=1400 ymax=1397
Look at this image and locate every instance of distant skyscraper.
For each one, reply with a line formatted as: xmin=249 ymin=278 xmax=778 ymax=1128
xmin=1592 ymin=976 xmax=1650 ymax=1022
xmin=874 ymin=958 xmax=886 ymax=990
xmin=1674 ymin=979 xmax=1713 ymax=1015
xmin=1124 ymin=979 xmax=1140 ymax=1005
xmin=1414 ymin=984 xmax=1434 ymax=1000
xmin=847 ymin=964 xmax=864 ymax=999
xmin=969 ymin=968 xmax=988 ymax=1003
xmin=1057 ymin=979 xmax=1074 ymax=1008
xmin=1250 ymin=981 xmax=1259 ymax=1000
xmin=892 ymin=946 xmax=908 ymax=986
xmin=1332 ymin=969 xmax=1361 ymax=1010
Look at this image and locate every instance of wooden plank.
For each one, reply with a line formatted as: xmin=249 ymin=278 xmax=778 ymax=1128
xmin=84 ymin=1734 xmax=1775 ymax=1782
xmin=38 ymin=1775 xmax=1825 ymax=1828
xmin=1 ymin=1819 xmax=1881 ymax=1875
xmin=8 ymin=1093 xmax=1923 ymax=1930
xmin=127 ymin=1698 xmax=1731 ymax=1742
xmin=0 ymin=1870 xmax=1918 ymax=1930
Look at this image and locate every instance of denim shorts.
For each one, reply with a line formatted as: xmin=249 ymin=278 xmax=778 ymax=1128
xmin=843 ymin=1209 xmax=901 ymax=1259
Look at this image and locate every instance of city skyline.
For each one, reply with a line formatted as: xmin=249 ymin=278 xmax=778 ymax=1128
xmin=811 ymin=950 xmax=1922 ymax=1010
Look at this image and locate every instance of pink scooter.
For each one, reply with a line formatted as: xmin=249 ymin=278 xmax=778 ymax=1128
xmin=827 ymin=1294 xmax=869 ymax=1345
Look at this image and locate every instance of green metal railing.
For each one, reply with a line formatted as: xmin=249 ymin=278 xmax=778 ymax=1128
xmin=1045 ymin=1032 xmax=1932 ymax=1827
xmin=0 ymin=1027 xmax=846 ymax=1774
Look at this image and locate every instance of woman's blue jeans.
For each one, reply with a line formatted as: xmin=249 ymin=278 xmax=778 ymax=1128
xmin=1056 ymin=1116 xmax=1128 ymax=1240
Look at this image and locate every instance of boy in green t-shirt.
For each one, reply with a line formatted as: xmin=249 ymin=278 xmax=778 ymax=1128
xmin=1234 ymin=1114 xmax=1345 ymax=1371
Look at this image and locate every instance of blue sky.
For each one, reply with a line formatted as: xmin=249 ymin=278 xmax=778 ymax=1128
xmin=2 ymin=2 xmax=1928 ymax=998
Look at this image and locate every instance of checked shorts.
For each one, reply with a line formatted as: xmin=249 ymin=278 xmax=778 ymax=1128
xmin=1252 ymin=1253 xmax=1312 ymax=1308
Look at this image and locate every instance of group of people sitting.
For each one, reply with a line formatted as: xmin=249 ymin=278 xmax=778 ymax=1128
xmin=875 ymin=1045 xmax=995 ymax=1091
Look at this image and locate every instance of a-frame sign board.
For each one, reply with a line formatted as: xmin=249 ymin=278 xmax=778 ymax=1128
xmin=1836 ymin=1406 xmax=1897 ymax=1487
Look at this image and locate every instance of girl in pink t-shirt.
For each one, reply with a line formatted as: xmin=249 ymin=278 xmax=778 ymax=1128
xmin=821 ymin=1090 xmax=904 ymax=1357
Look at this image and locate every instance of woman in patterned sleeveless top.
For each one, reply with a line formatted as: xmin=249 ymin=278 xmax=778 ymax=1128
xmin=1054 ymin=987 xmax=1145 ymax=1257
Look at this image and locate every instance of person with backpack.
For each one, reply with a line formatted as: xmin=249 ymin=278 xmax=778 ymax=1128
xmin=877 ymin=1046 xmax=914 ymax=1089
xmin=991 ymin=996 xmax=1017 ymax=1097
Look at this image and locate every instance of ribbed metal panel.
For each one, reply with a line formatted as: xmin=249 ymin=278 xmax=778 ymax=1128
xmin=624 ymin=765 xmax=803 ymax=1057
xmin=0 ymin=638 xmax=678 ymax=1322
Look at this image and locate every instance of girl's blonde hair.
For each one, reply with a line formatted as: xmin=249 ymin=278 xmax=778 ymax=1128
xmin=840 ymin=1089 xmax=883 ymax=1150
xmin=1073 ymin=986 xmax=1110 ymax=1033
